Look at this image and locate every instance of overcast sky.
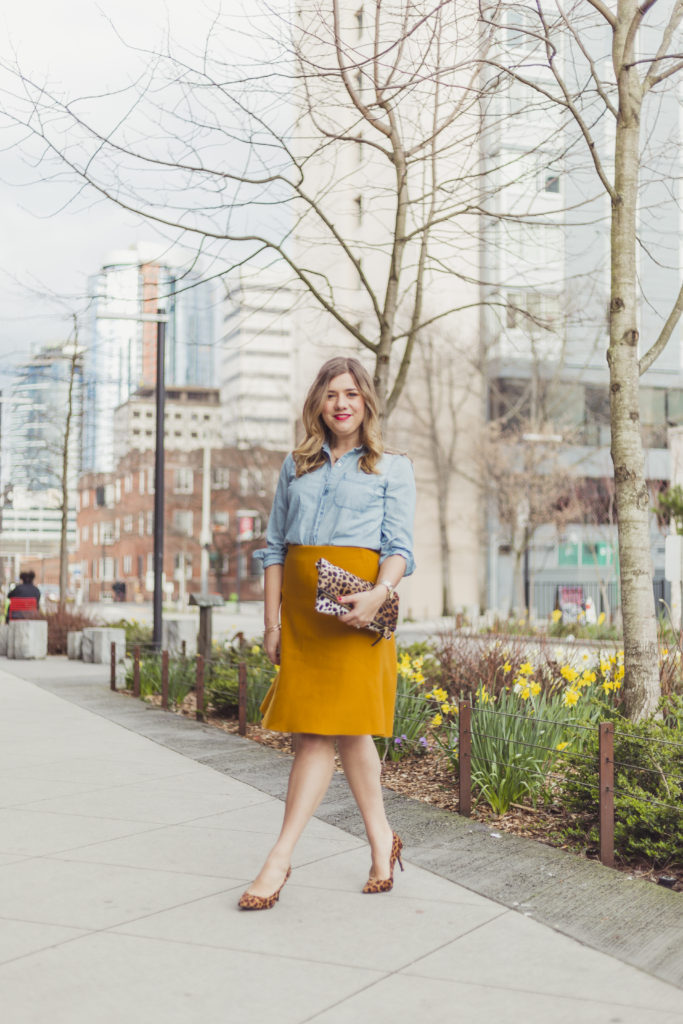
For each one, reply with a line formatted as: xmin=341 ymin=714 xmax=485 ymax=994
xmin=0 ymin=0 xmax=270 ymax=378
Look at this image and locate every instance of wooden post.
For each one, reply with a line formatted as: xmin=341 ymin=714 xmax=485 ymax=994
xmin=599 ymin=721 xmax=615 ymax=867
xmin=161 ymin=649 xmax=169 ymax=709
xmin=198 ymin=606 xmax=212 ymax=662
xmin=458 ymin=700 xmax=472 ymax=817
xmin=133 ymin=645 xmax=141 ymax=698
xmin=238 ymin=661 xmax=247 ymax=736
xmin=181 ymin=639 xmax=187 ymax=659
xmin=195 ymin=654 xmax=205 ymax=722
xmin=110 ymin=641 xmax=116 ymax=691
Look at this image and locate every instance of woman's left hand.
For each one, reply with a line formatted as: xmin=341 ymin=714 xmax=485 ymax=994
xmin=338 ymin=587 xmax=386 ymax=630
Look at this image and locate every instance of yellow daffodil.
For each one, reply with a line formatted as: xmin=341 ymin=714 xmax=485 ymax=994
xmin=556 ymin=741 xmax=569 ymax=751
xmin=597 ymin=612 xmax=605 ymax=625
xmin=519 ymin=662 xmax=534 ymax=676
xmin=478 ymin=687 xmax=491 ymax=705
xmin=561 ymin=666 xmax=578 ymax=682
xmin=551 ymin=609 xmax=562 ymax=622
xmin=661 ymin=648 xmax=669 ymax=659
xmin=602 ymin=681 xmax=613 ymax=694
xmin=600 ymin=660 xmax=610 ymax=675
xmin=563 ymin=688 xmax=580 ymax=707
xmin=441 ymin=703 xmax=451 ymax=715
xmin=431 ymin=713 xmax=443 ymax=727
xmin=251 ymin=645 xmax=260 ymax=655
xmin=520 ymin=687 xmax=530 ymax=700
xmin=530 ymin=681 xmax=541 ymax=697
xmin=503 ymin=662 xmax=512 ymax=673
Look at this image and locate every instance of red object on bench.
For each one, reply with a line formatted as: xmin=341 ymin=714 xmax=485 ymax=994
xmin=8 ymin=597 xmax=39 ymax=620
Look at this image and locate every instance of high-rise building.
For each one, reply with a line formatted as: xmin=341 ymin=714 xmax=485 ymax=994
xmin=0 ymin=342 xmax=82 ymax=574
xmin=82 ymin=243 xmax=216 ymax=473
xmin=219 ymin=276 xmax=295 ymax=451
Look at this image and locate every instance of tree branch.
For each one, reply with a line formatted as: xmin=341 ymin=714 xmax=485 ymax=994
xmin=639 ymin=279 xmax=683 ymax=375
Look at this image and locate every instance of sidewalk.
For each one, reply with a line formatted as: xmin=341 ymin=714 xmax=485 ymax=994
xmin=1 ymin=659 xmax=681 ymax=1024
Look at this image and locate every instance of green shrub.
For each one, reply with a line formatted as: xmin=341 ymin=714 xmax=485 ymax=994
xmin=108 ymin=618 xmax=154 ymax=649
xmin=559 ymin=703 xmax=683 ymax=867
xmin=125 ymin=653 xmax=194 ymax=709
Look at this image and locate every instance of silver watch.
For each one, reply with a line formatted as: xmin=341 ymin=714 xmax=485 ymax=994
xmin=379 ymin=579 xmax=396 ymax=599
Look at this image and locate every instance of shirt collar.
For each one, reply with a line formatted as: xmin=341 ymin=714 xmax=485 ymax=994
xmin=322 ymin=440 xmax=365 ymax=460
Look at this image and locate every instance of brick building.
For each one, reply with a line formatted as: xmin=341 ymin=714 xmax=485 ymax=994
xmin=76 ymin=446 xmax=281 ymax=603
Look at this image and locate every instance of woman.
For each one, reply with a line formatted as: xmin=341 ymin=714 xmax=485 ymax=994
xmin=239 ymin=356 xmax=415 ymax=910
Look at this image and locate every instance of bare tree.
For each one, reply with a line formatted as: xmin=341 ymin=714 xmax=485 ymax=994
xmin=0 ymin=1 xmax=514 ymax=416
xmin=481 ymin=0 xmax=683 ymax=718
xmin=480 ymin=421 xmax=584 ymax=614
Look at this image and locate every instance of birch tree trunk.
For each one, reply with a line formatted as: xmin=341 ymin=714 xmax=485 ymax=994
xmin=609 ymin=7 xmax=659 ymax=719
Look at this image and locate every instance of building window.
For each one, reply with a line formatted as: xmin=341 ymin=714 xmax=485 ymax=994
xmin=174 ymin=467 xmax=194 ymax=494
xmin=115 ymin=480 xmax=121 ymax=502
xmin=123 ymin=515 xmax=133 ymax=534
xmin=172 ymin=509 xmax=194 ymax=536
xmin=139 ymin=470 xmax=146 ymax=495
xmin=354 ymin=195 xmax=363 ymax=225
xmin=82 ymin=489 xmax=90 ymax=508
xmin=123 ymin=554 xmax=132 ymax=574
xmin=544 ymin=172 xmax=560 ymax=193
xmin=124 ymin=474 xmax=133 ymax=493
xmin=148 ymin=468 xmax=155 ymax=493
xmin=147 ymin=510 xmax=153 ymax=536
xmin=212 ymin=467 xmax=230 ymax=489
xmin=114 ymin=518 xmax=120 ymax=540
xmin=82 ymin=524 xmax=89 ymax=543
xmin=93 ymin=523 xmax=98 ymax=545
xmin=213 ymin=511 xmax=229 ymax=527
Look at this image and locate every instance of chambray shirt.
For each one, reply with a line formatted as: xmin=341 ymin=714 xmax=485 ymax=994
xmin=254 ymin=443 xmax=416 ymax=575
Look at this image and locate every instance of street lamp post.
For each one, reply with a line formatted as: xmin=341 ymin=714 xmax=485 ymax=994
xmin=96 ymin=309 xmax=168 ymax=648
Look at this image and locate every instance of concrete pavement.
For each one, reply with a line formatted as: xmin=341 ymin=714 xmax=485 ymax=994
xmin=1 ymin=657 xmax=682 ymax=1024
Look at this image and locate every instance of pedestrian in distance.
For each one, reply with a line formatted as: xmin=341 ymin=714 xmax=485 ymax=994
xmin=6 ymin=569 xmax=41 ymax=622
xmin=239 ymin=356 xmax=416 ymax=910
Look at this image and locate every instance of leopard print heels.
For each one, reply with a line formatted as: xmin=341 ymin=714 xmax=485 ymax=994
xmin=362 ymin=832 xmax=404 ymax=894
xmin=238 ymin=867 xmax=292 ymax=911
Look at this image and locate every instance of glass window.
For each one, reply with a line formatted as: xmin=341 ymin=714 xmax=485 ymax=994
xmin=558 ymin=542 xmax=579 ymax=566
xmin=174 ymin=467 xmax=194 ymax=494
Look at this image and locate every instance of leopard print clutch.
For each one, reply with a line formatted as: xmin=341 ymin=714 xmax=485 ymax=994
xmin=315 ymin=557 xmax=399 ymax=641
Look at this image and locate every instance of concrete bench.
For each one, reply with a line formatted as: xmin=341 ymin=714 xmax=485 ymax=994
xmin=81 ymin=627 xmax=125 ymax=665
xmin=66 ymin=631 xmax=83 ymax=660
xmin=162 ymin=618 xmax=197 ymax=657
xmin=8 ymin=620 xmax=48 ymax=660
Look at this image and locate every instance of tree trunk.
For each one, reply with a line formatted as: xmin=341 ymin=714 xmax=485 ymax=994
xmin=59 ymin=336 xmax=79 ymax=612
xmin=609 ymin=19 xmax=660 ymax=719
xmin=436 ymin=480 xmax=453 ymax=617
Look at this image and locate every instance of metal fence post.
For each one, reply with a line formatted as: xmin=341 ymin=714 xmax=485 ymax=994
xmin=133 ymin=645 xmax=141 ymax=698
xmin=195 ymin=654 xmax=204 ymax=722
xmin=459 ymin=700 xmax=472 ymax=817
xmin=110 ymin=641 xmax=116 ymax=691
xmin=599 ymin=721 xmax=615 ymax=867
xmin=161 ymin=649 xmax=169 ymax=709
xmin=238 ymin=661 xmax=247 ymax=736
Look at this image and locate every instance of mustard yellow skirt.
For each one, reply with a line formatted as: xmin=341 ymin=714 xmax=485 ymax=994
xmin=260 ymin=545 xmax=397 ymax=736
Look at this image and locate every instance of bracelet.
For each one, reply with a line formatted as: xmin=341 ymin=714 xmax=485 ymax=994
xmin=378 ymin=579 xmax=396 ymax=599
xmin=264 ymin=624 xmax=281 ymax=634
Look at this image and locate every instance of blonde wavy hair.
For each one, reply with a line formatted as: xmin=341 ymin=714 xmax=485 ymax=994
xmin=293 ymin=357 xmax=384 ymax=476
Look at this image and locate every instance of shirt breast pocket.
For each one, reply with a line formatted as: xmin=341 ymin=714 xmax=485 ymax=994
xmin=334 ymin=476 xmax=383 ymax=512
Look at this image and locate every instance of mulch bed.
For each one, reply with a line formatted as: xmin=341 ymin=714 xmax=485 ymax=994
xmin=125 ymin=690 xmax=682 ymax=891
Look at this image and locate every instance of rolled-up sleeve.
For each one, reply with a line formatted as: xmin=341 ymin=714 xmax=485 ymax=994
xmin=253 ymin=455 xmax=293 ymax=570
xmin=379 ymin=455 xmax=416 ymax=576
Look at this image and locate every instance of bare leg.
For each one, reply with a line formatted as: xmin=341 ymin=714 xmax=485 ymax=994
xmin=337 ymin=735 xmax=394 ymax=879
xmin=243 ymin=733 xmax=336 ymax=898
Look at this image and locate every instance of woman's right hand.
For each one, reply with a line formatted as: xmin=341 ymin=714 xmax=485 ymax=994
xmin=264 ymin=627 xmax=281 ymax=665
